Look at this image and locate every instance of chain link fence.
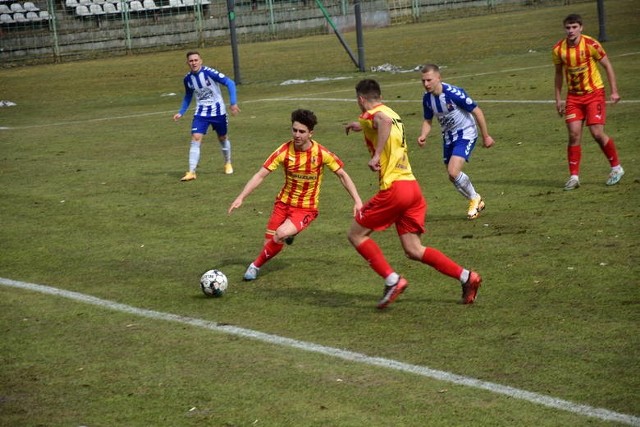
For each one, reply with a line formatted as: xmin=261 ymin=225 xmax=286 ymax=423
xmin=0 ymin=0 xmax=584 ymax=65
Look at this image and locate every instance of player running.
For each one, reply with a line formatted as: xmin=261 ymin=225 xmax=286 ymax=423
xmin=418 ymin=64 xmax=495 ymax=219
xmin=345 ymin=79 xmax=482 ymax=309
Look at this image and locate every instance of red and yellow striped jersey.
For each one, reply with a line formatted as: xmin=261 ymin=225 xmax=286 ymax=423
xmin=263 ymin=140 xmax=344 ymax=209
xmin=359 ymin=104 xmax=415 ymax=190
xmin=552 ymin=34 xmax=607 ymax=95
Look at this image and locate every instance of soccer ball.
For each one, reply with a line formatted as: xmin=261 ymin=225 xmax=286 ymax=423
xmin=200 ymin=269 xmax=228 ymax=297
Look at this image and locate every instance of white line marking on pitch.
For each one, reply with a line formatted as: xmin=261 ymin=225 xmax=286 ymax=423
xmin=1 ymin=277 xmax=638 ymax=426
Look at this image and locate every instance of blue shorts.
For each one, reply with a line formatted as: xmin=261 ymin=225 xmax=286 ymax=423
xmin=191 ymin=115 xmax=228 ymax=136
xmin=443 ymin=137 xmax=477 ymax=164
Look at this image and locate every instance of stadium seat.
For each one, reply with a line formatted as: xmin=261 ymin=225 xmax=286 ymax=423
xmin=26 ymin=10 xmax=41 ymax=20
xmin=13 ymin=12 xmax=28 ymax=22
xmin=0 ymin=4 xmax=10 ymax=13
xmin=10 ymin=2 xmax=25 ymax=12
xmin=183 ymin=0 xmax=193 ymax=6
xmin=166 ymin=0 xmax=181 ymax=8
xmin=39 ymin=10 xmax=50 ymax=19
xmin=78 ymin=0 xmax=91 ymax=5
xmin=142 ymin=0 xmax=157 ymax=10
xmin=128 ymin=1 xmax=144 ymax=11
xmin=102 ymin=2 xmax=118 ymax=13
xmin=0 ymin=12 xmax=13 ymax=23
xmin=89 ymin=3 xmax=104 ymax=14
xmin=75 ymin=4 xmax=91 ymax=15
xmin=23 ymin=2 xmax=39 ymax=11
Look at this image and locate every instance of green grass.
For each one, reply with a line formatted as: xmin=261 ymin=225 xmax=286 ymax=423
xmin=1 ymin=1 xmax=640 ymax=426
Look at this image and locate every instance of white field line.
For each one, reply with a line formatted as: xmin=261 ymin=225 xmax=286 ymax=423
xmin=2 ymin=277 xmax=639 ymax=426
xmin=2 ymin=97 xmax=638 ymax=131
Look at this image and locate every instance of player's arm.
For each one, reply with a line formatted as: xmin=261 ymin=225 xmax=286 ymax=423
xmin=369 ymin=112 xmax=392 ymax=171
xmin=471 ymin=106 xmax=495 ymax=148
xmin=417 ymin=119 xmax=432 ymax=148
xmin=334 ymin=168 xmax=363 ymax=216
xmin=599 ymin=56 xmax=620 ymax=103
xmin=228 ymin=167 xmax=270 ymax=214
xmin=174 ymin=82 xmax=193 ymax=121
xmin=223 ymin=77 xmax=241 ymax=115
xmin=554 ymin=63 xmax=565 ymax=116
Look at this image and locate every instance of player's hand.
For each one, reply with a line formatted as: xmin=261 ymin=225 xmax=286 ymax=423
xmin=368 ymin=155 xmax=381 ymax=172
xmin=556 ymin=100 xmax=565 ymax=116
xmin=417 ymin=136 xmax=427 ymax=148
xmin=228 ymin=199 xmax=242 ymax=214
xmin=345 ymin=122 xmax=362 ymax=135
xmin=173 ymin=113 xmax=182 ymax=121
xmin=610 ymin=93 xmax=621 ymax=104
xmin=229 ymin=104 xmax=241 ymax=115
xmin=483 ymin=135 xmax=495 ymax=148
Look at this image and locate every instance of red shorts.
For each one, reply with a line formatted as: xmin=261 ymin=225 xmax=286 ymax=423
xmin=356 ymin=180 xmax=426 ymax=235
xmin=265 ymin=201 xmax=318 ymax=239
xmin=565 ymin=89 xmax=606 ymax=126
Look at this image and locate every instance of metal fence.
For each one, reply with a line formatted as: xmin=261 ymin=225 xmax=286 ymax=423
xmin=0 ymin=0 xmax=582 ymax=65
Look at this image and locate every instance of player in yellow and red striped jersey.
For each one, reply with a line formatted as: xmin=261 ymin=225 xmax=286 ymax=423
xmin=228 ymin=109 xmax=362 ymax=281
xmin=552 ymin=14 xmax=624 ymax=190
xmin=345 ymin=79 xmax=482 ymax=309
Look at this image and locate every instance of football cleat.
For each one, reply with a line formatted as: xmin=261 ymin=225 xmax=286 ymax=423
xmin=377 ymin=277 xmax=408 ymax=309
xmin=461 ymin=271 xmax=482 ymax=304
xmin=564 ymin=175 xmax=580 ymax=191
xmin=284 ymin=235 xmax=296 ymax=245
xmin=467 ymin=195 xmax=485 ymax=220
xmin=224 ymin=163 xmax=234 ymax=175
xmin=243 ymin=263 xmax=260 ymax=281
xmin=606 ymin=167 xmax=624 ymax=186
xmin=181 ymin=171 xmax=197 ymax=181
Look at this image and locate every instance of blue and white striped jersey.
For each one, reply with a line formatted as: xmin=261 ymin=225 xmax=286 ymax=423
xmin=422 ymin=83 xmax=478 ymax=143
xmin=178 ymin=66 xmax=237 ymax=118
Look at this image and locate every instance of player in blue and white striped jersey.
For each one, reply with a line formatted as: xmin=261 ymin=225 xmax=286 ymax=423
xmin=417 ymin=64 xmax=495 ymax=220
xmin=173 ymin=51 xmax=240 ymax=181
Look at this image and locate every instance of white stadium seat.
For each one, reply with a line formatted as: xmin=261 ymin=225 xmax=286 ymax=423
xmin=23 ymin=2 xmax=39 ymax=11
xmin=142 ymin=0 xmax=157 ymax=9
xmin=0 ymin=13 xmax=14 ymax=23
xmin=103 ymin=2 xmax=118 ymax=13
xmin=0 ymin=4 xmax=10 ymax=13
xmin=65 ymin=0 xmax=79 ymax=7
xmin=10 ymin=2 xmax=25 ymax=12
xmin=75 ymin=4 xmax=91 ymax=15
xmin=128 ymin=1 xmax=144 ymax=11
xmin=89 ymin=3 xmax=104 ymax=14
xmin=26 ymin=10 xmax=41 ymax=20
xmin=13 ymin=12 xmax=28 ymax=22
xmin=39 ymin=10 xmax=50 ymax=19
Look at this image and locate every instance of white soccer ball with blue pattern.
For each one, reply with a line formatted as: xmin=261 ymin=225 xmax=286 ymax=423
xmin=200 ymin=269 xmax=228 ymax=297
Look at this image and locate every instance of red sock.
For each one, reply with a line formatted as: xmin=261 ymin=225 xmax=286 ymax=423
xmin=421 ymin=247 xmax=463 ymax=280
xmin=254 ymin=238 xmax=284 ymax=268
xmin=568 ymin=145 xmax=581 ymax=176
xmin=600 ymin=138 xmax=620 ymax=167
xmin=355 ymin=238 xmax=393 ymax=279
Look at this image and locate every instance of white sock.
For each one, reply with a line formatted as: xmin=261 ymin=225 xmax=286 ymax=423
xmin=189 ymin=141 xmax=200 ymax=172
xmin=384 ymin=272 xmax=400 ymax=286
xmin=220 ymin=139 xmax=231 ymax=164
xmin=459 ymin=269 xmax=470 ymax=284
xmin=453 ymin=172 xmax=477 ymax=200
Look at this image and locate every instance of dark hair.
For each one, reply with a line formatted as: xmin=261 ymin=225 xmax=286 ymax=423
xmin=563 ymin=14 xmax=582 ymax=26
xmin=291 ymin=109 xmax=318 ymax=131
xmin=355 ymin=79 xmax=381 ymax=100
xmin=186 ymin=50 xmax=201 ymax=58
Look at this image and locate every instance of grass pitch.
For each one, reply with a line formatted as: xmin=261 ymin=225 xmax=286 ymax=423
xmin=1 ymin=0 xmax=639 ymax=425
